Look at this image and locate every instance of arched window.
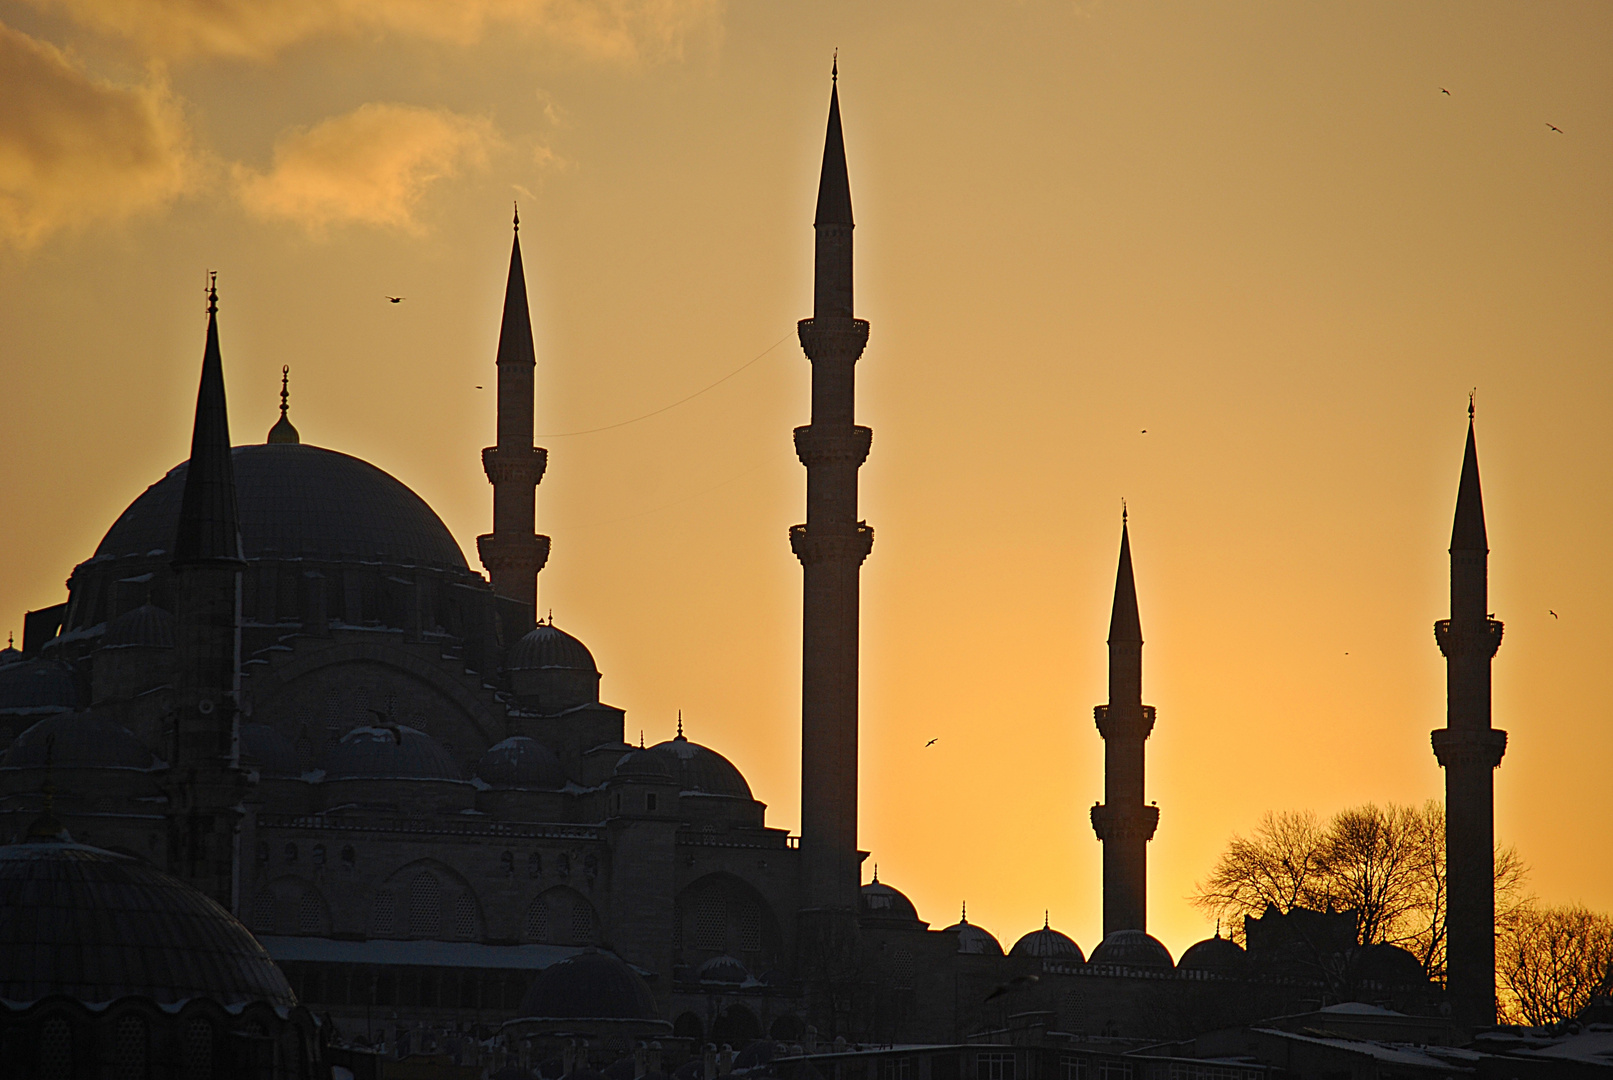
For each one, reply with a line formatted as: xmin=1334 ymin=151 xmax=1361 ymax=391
xmin=523 ymin=896 xmax=550 ymax=942
xmin=372 ymin=891 xmax=396 ymax=938
xmin=114 ymin=1014 xmax=148 ymax=1080
xmin=408 ymin=872 xmax=443 ymax=938
xmin=452 ymin=894 xmax=477 ymax=940
xmin=735 ymin=897 xmax=762 ymax=953
xmin=528 ymin=851 xmax=542 ymax=878
xmin=37 ymin=1016 xmax=72 ymax=1080
xmin=183 ymin=1019 xmax=214 ymax=1080
xmin=570 ymin=900 xmax=596 ymax=944
xmin=694 ymin=894 xmax=725 ymax=951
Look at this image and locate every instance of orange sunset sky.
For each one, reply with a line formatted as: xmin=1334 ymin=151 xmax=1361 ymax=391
xmin=1 ymin=1 xmax=1609 ymax=960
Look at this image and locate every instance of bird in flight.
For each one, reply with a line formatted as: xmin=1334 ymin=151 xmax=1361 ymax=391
xmin=1140 ymin=429 xmax=1148 ymax=434
xmin=925 ymin=738 xmax=939 ymax=748
xmin=386 ymin=296 xmax=405 ymax=303
xmin=1547 ymin=123 xmax=1564 ymax=134
xmin=474 ymin=385 xmax=484 ymax=390
xmin=1440 ymin=87 xmax=1450 ymax=95
xmin=985 ymin=975 xmax=1040 ymax=1002
xmin=1549 ymin=610 xmax=1558 ymax=619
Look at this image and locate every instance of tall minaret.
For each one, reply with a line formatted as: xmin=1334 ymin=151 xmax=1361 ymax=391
xmin=793 ymin=63 xmax=873 ymax=947
xmin=1432 ymin=405 xmax=1507 ymax=1028
xmin=477 ymin=209 xmax=551 ymax=627
xmin=165 ymin=276 xmax=248 ymax=910
xmin=1090 ymin=511 xmax=1158 ymax=937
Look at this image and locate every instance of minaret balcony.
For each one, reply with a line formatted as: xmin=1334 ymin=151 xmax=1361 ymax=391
xmin=789 ymin=523 xmax=874 ymax=567
xmin=1094 ymin=704 xmax=1156 ymax=741
xmin=1090 ymin=802 xmax=1160 ymax=843
xmin=476 ymin=532 xmax=551 ymax=574
xmin=794 ymin=425 xmax=872 ymax=467
xmin=482 ymin=446 xmax=548 ymax=487
xmin=1431 ymin=727 xmax=1507 ymax=770
xmin=1434 ymin=617 xmax=1503 ymax=659
xmin=798 ymin=317 xmax=869 ymax=362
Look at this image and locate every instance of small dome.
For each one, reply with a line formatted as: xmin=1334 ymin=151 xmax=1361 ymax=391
xmin=1010 ymin=920 xmax=1085 ymax=962
xmin=0 ymin=659 xmax=83 ymax=715
xmin=1178 ymin=936 xmax=1248 ymax=976
xmin=860 ymin=879 xmax=922 ymax=925
xmin=1351 ymin=942 xmax=1424 ymax=986
xmin=0 ymin=839 xmax=296 ymax=1006
xmin=325 ymin=724 xmax=461 ymax=781
xmin=1089 ymin=929 xmax=1174 ymax=970
xmin=0 ymin=645 xmax=25 ymax=668
xmin=240 ymin=723 xmax=300 ymax=778
xmin=508 ymin=622 xmax=598 ymax=674
xmin=5 ymin=714 xmax=155 ymax=770
xmin=100 ymin=604 xmax=175 ymax=649
xmin=478 ymin=736 xmax=565 ymax=789
xmin=614 ymin=747 xmax=674 ymax=782
xmin=697 ymin=955 xmax=749 ymax=985
xmin=517 ymin=950 xmax=659 ymax=1021
xmin=648 ymin=735 xmax=752 ymax=799
xmin=942 ymin=910 xmax=1003 ymax=956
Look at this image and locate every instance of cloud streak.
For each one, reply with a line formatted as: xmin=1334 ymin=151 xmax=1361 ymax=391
xmin=0 ymin=20 xmax=197 ymax=249
xmin=234 ymin=103 xmax=501 ymax=232
xmin=23 ymin=0 xmax=721 ymax=63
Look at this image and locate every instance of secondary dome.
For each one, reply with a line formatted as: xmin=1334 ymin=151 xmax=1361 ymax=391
xmin=507 ymin=622 xmax=601 ymax=712
xmin=1010 ymin=919 xmax=1085 ymax=962
xmin=1089 ymin=929 xmax=1174 ymax=970
xmin=614 ymin=747 xmax=674 ymax=782
xmin=0 ymin=659 xmax=82 ymax=715
xmin=1178 ymin=935 xmax=1248 ymax=976
xmin=697 ymin=956 xmax=749 ymax=985
xmin=325 ymin=724 xmax=461 ymax=781
xmin=99 ymin=604 xmax=175 ymax=649
xmin=508 ymin=622 xmax=598 ymax=674
xmin=860 ymin=879 xmax=922 ymax=926
xmin=95 ymin=444 xmax=468 ymax=571
xmin=1351 ymin=942 xmax=1425 ymax=986
xmin=0 ymin=839 xmax=296 ymax=1006
xmin=5 ymin=713 xmax=155 ymax=770
xmin=478 ymin=736 xmax=565 ymax=789
xmin=648 ymin=735 xmax=751 ymax=799
xmin=517 ymin=950 xmax=659 ymax=1021
xmin=942 ymin=910 xmax=1003 ymax=956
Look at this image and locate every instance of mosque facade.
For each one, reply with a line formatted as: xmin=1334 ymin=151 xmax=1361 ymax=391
xmin=0 ymin=76 xmax=1500 ymax=1070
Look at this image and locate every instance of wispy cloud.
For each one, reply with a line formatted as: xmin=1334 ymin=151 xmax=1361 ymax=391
xmin=23 ymin=0 xmax=721 ymax=63
xmin=233 ymin=103 xmax=501 ymax=232
xmin=0 ymin=20 xmax=197 ymax=249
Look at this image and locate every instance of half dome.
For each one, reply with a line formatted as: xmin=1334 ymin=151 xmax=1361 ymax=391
xmin=478 ymin=736 xmax=565 ymax=789
xmin=1089 ymin=929 xmax=1174 ymax=970
xmin=325 ymin=724 xmax=461 ymax=781
xmin=5 ymin=714 xmax=155 ymax=770
xmin=647 ymin=735 xmax=751 ymax=800
xmin=100 ymin=604 xmax=175 ymax=649
xmin=516 ymin=950 xmax=659 ymax=1021
xmin=696 ymin=955 xmax=749 ymax=985
xmin=0 ymin=839 xmax=296 ymax=1006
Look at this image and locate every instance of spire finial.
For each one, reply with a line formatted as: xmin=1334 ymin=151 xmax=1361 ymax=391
xmin=547 ymin=608 xmax=553 ymax=625
xmin=267 ymin=364 xmax=300 ymax=444
xmin=961 ymin=900 xmax=968 ymax=924
xmin=279 ymin=366 xmax=290 ymax=420
xmin=872 ymin=863 xmax=878 ymax=884
xmin=676 ymin=709 xmax=684 ymax=739
xmin=513 ymin=201 xmax=520 ymax=232
xmin=6 ymin=631 xmax=12 ymax=649
xmin=832 ymin=49 xmax=838 ymax=84
xmin=639 ymin=730 xmax=645 ymax=749
xmin=1469 ymin=389 xmax=1475 ymax=421
xmin=1044 ymin=910 xmax=1050 ymax=930
xmin=1122 ymin=498 xmax=1127 ymax=526
xmin=206 ymin=270 xmax=217 ymax=314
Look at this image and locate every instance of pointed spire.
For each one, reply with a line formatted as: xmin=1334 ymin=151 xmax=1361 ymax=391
xmin=676 ymin=709 xmax=684 ymax=740
xmin=872 ymin=863 xmax=878 ymax=884
xmin=1108 ymin=513 xmax=1142 ymax=644
xmin=173 ymin=274 xmax=244 ymax=566
xmin=1450 ymin=417 xmax=1488 ymax=553
xmin=267 ymin=365 xmax=300 ymax=444
xmin=960 ymin=901 xmax=969 ymax=925
xmin=497 ymin=214 xmax=536 ymax=369
xmin=1044 ymin=910 xmax=1050 ymax=930
xmin=814 ymin=66 xmax=853 ymax=227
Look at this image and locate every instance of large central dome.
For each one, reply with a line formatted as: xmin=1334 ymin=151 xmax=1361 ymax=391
xmin=96 ymin=444 xmax=468 ymax=570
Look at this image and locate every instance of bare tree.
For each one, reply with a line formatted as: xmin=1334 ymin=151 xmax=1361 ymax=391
xmin=1499 ymin=904 xmax=1613 ymax=1026
xmin=1191 ymin=811 xmax=1328 ymax=944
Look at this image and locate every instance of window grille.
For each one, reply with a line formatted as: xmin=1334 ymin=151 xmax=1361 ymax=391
xmin=38 ymin=1017 xmax=72 ymax=1080
xmin=524 ymin=896 xmax=550 ymax=942
xmin=571 ymin=900 xmax=596 ymax=943
xmin=183 ymin=1020 xmax=214 ymax=1080
xmin=892 ymin=948 xmax=916 ymax=980
xmin=299 ymin=892 xmax=323 ymax=934
xmin=114 ymin=1014 xmax=148 ymax=1080
xmin=976 ymin=1053 xmax=1015 ymax=1080
xmin=372 ymin=891 xmax=396 ymax=937
xmin=453 ymin=894 xmax=477 ymax=940
xmin=694 ymin=894 xmax=726 ymax=951
xmin=1095 ymin=1065 xmax=1131 ymax=1080
xmin=1058 ymin=1055 xmax=1086 ymax=1080
xmin=1060 ymin=992 xmax=1085 ymax=1034
xmin=253 ymin=890 xmax=275 ymax=932
xmin=736 ymin=899 xmax=762 ymax=953
xmin=409 ymin=873 xmax=443 ymax=938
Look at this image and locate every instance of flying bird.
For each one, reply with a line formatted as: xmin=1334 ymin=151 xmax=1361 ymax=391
xmin=984 ymin=975 xmax=1040 ymax=1002
xmin=474 ymin=385 xmax=484 ymax=390
xmin=1546 ymin=123 xmax=1564 ymax=134
xmin=1549 ymin=610 xmax=1558 ymax=619
xmin=1440 ymin=87 xmax=1450 ymax=95
xmin=925 ymin=738 xmax=939 ymax=748
xmin=1140 ymin=429 xmax=1148 ymax=434
xmin=386 ymin=296 xmax=406 ymax=303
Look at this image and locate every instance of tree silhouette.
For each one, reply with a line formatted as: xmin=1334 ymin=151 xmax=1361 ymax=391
xmin=1499 ymin=903 xmax=1613 ymax=1025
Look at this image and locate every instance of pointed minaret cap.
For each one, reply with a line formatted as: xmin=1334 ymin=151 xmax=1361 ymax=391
xmin=173 ymin=274 xmax=244 ymax=566
xmin=1108 ymin=508 xmax=1143 ymax=644
xmin=497 ymin=208 xmax=536 ymax=368
xmin=267 ymin=365 xmax=300 ymax=444
xmin=814 ymin=61 xmax=854 ymax=227
xmin=1450 ymin=411 xmax=1488 ymax=553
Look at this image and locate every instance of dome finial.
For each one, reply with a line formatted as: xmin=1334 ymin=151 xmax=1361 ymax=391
xmin=639 ymin=729 xmax=645 ymax=749
xmin=267 ymin=364 xmax=301 ymax=444
xmin=1044 ymin=910 xmax=1050 ymax=930
xmin=676 ymin=709 xmax=685 ymax=739
xmin=961 ymin=900 xmax=968 ymax=925
xmin=872 ymin=863 xmax=878 ymax=884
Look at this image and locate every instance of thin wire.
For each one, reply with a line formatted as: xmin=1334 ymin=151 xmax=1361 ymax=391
xmin=540 ymin=331 xmax=794 ymax=438
xmin=564 ymin=461 xmax=770 ymax=532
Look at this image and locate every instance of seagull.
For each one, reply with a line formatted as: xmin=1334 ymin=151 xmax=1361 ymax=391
xmin=1549 ymin=610 xmax=1558 ymax=619
xmin=1141 ymin=429 xmax=1148 ymax=434
xmin=474 ymin=385 xmax=484 ymax=390
xmin=1547 ymin=123 xmax=1564 ymax=134
xmin=386 ymin=296 xmax=406 ymax=303
xmin=985 ymin=975 xmax=1040 ymax=1002
xmin=925 ymin=738 xmax=938 ymax=748
xmin=1440 ymin=87 xmax=1450 ymax=95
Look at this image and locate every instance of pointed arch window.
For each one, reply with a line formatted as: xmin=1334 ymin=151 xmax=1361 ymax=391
xmin=409 ymin=872 xmax=443 ymax=938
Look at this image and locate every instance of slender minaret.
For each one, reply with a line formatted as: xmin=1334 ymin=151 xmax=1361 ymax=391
xmin=1090 ymin=510 xmax=1158 ymax=937
xmin=477 ymin=208 xmax=551 ymax=627
xmin=165 ymin=276 xmax=248 ymax=910
xmin=1432 ymin=405 xmax=1506 ymax=1028
xmin=794 ymin=63 xmax=873 ymax=948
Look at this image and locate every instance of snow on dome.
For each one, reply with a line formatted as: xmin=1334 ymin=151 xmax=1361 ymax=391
xmin=696 ymin=955 xmax=750 ymax=985
xmin=478 ymin=736 xmax=565 ymax=789
xmin=614 ymin=747 xmax=674 ymax=782
xmin=5 ymin=713 xmax=154 ymax=770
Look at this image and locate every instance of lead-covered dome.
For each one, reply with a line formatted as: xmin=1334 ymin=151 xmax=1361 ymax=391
xmin=325 ymin=724 xmax=460 ymax=781
xmin=95 ymin=445 xmax=468 ymax=571
xmin=861 ymin=879 xmax=923 ymax=926
xmin=0 ymin=839 xmax=296 ymax=1006
xmin=478 ymin=736 xmax=565 ymax=789
xmin=1089 ymin=929 xmax=1174 ymax=970
xmin=507 ymin=622 xmax=601 ymax=712
xmin=648 ymin=735 xmax=751 ymax=799
xmin=1011 ymin=918 xmax=1085 ymax=962
xmin=614 ymin=747 xmax=674 ymax=782
xmin=942 ymin=911 xmax=1003 ymax=956
xmin=1178 ymin=935 xmax=1248 ymax=976
xmin=0 ymin=659 xmax=83 ymax=716
xmin=5 ymin=714 xmax=155 ymax=770
xmin=517 ymin=950 xmax=659 ymax=1021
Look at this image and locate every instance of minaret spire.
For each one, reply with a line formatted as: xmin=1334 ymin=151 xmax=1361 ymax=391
xmin=1091 ymin=511 xmax=1158 ymax=937
xmin=477 ymin=213 xmax=551 ymax=630
xmin=166 ymin=274 xmax=248 ymax=910
xmin=267 ymin=364 xmax=300 ymax=444
xmin=1432 ymin=409 xmax=1507 ymax=1028
xmin=793 ymin=64 xmax=874 ymax=1010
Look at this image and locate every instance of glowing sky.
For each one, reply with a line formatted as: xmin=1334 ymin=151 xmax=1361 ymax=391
xmin=1 ymin=1 xmax=1609 ymax=959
